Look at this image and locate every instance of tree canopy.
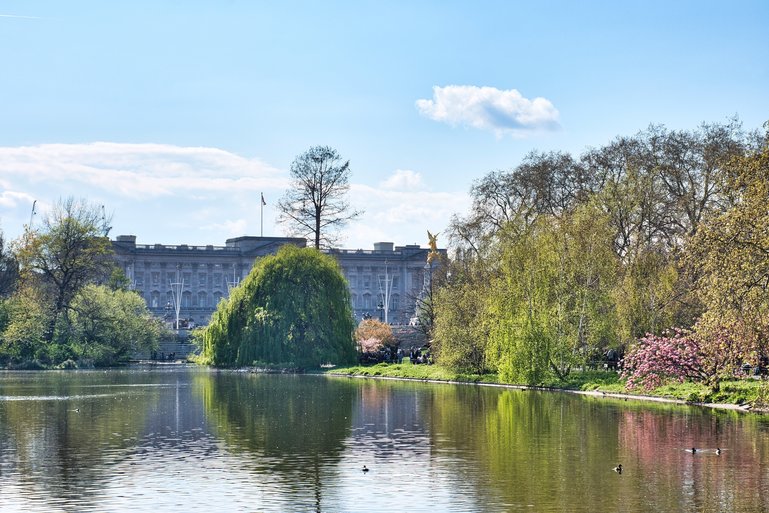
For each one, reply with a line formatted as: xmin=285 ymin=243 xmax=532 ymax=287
xmin=434 ymin=119 xmax=764 ymax=388
xmin=14 ymin=197 xmax=114 ymax=341
xmin=200 ymin=245 xmax=357 ymax=368
xmin=1 ymin=198 xmax=161 ymax=367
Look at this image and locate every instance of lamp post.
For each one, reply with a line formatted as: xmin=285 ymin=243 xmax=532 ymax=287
xmin=377 ymin=301 xmax=384 ymax=322
xmin=169 ymin=266 xmax=184 ymax=330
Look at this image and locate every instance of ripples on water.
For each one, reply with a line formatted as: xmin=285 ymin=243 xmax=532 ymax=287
xmin=2 ymin=367 xmax=769 ymax=512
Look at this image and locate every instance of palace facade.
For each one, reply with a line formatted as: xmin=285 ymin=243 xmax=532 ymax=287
xmin=111 ymin=235 xmax=441 ymax=326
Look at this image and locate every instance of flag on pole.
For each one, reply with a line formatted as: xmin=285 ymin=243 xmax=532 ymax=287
xmin=261 ymin=193 xmax=266 ymax=206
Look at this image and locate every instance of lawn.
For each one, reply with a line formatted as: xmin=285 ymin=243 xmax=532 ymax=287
xmin=323 ymin=363 xmax=769 ymax=408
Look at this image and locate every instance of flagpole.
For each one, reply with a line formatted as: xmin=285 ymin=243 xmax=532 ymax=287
xmin=260 ymin=193 xmax=264 ymax=237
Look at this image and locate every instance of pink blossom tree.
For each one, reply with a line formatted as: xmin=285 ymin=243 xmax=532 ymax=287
xmin=621 ymin=329 xmax=705 ymax=390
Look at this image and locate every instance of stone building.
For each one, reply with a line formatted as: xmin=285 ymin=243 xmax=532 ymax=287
xmin=111 ymin=235 xmax=442 ymax=327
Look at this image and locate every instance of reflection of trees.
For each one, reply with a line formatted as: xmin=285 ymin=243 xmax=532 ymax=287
xmin=0 ymin=371 xmax=159 ymax=509
xmin=350 ymin=379 xmax=433 ymax=457
xmin=427 ymin=386 xmax=769 ymax=512
xmin=428 ymin=387 xmax=627 ymax=511
xmin=197 ymin=373 xmax=355 ymax=511
xmin=617 ymin=405 xmax=769 ymax=512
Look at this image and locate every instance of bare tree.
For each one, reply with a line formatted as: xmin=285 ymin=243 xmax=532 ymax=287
xmin=277 ymin=146 xmax=362 ymax=249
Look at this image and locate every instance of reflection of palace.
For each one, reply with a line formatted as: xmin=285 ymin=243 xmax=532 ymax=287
xmin=112 ymin=235 xmax=445 ymax=326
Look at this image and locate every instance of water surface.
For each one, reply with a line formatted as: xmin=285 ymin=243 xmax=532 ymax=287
xmin=1 ymin=366 xmax=768 ymax=512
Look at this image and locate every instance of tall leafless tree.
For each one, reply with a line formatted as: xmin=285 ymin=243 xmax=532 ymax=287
xmin=277 ymin=146 xmax=362 ymax=249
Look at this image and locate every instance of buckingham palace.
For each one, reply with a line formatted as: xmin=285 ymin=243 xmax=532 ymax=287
xmin=111 ymin=235 xmax=444 ymax=327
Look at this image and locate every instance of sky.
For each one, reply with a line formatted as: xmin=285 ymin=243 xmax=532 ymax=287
xmin=1 ymin=1 xmax=767 ymax=250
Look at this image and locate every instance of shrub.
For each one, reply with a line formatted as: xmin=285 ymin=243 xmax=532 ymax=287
xmin=621 ymin=329 xmax=704 ymax=390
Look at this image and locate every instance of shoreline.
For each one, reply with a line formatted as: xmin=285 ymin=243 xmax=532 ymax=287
xmin=325 ymin=371 xmax=763 ymax=414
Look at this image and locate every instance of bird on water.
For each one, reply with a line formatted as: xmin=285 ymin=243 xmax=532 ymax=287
xmin=362 ymin=465 xmax=369 ymax=473
xmin=613 ymin=464 xmax=622 ymax=474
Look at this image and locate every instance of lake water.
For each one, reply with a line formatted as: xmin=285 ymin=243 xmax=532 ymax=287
xmin=1 ymin=366 xmax=769 ymax=512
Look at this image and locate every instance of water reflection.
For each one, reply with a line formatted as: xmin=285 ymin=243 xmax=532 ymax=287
xmin=2 ymin=368 xmax=769 ymax=512
xmin=196 ymin=372 xmax=357 ymax=511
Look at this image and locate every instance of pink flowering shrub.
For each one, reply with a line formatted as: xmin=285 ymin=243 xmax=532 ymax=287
xmin=357 ymin=337 xmax=383 ymax=353
xmin=621 ymin=329 xmax=704 ymax=390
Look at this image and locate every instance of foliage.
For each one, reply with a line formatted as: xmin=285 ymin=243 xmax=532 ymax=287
xmin=0 ymin=230 xmax=19 ymax=298
xmin=201 ymin=245 xmax=357 ymax=368
xmin=481 ymin=204 xmax=618 ymax=384
xmin=355 ymin=318 xmax=394 ymax=352
xmin=0 ymin=285 xmax=50 ymax=365
xmin=695 ymin=317 xmax=767 ymax=387
xmin=68 ymin=284 xmax=162 ymax=366
xmin=686 ymin=131 xmax=769 ymax=359
xmin=611 ymin=248 xmax=683 ymax=345
xmin=437 ymin=119 xmax=758 ymax=389
xmin=621 ymin=330 xmax=704 ymax=390
xmin=433 ymin=277 xmax=488 ymax=373
xmin=277 ymin=146 xmax=363 ymax=249
xmin=13 ymin=197 xmax=114 ymax=341
xmin=0 ymin=199 xmax=164 ymax=368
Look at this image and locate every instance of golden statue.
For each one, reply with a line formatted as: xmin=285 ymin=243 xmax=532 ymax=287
xmin=427 ymin=230 xmax=439 ymax=264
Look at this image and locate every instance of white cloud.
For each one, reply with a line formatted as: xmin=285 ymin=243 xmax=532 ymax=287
xmin=0 ymin=142 xmax=287 ymax=199
xmin=0 ymin=190 xmax=35 ymax=209
xmin=0 ymin=141 xmax=467 ymax=252
xmin=0 ymin=142 xmax=289 ymax=245
xmin=201 ymin=218 xmax=249 ymax=238
xmin=342 ymin=182 xmax=469 ymax=249
xmin=416 ymin=85 xmax=560 ymax=137
xmin=380 ymin=169 xmax=425 ymax=191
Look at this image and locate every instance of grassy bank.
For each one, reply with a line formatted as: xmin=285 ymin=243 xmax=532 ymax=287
xmin=324 ymin=362 xmax=769 ymax=408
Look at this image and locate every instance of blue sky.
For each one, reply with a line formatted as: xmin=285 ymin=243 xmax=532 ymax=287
xmin=1 ymin=1 xmax=767 ymax=249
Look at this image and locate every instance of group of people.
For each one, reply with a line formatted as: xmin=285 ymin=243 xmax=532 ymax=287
xmin=409 ymin=347 xmax=431 ymax=365
xmin=150 ymin=351 xmax=177 ymax=361
xmin=358 ymin=346 xmax=433 ymax=365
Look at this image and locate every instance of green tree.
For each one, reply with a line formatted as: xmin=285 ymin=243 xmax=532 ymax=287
xmin=479 ymin=205 xmax=618 ymax=384
xmin=14 ymin=198 xmax=114 ymax=341
xmin=687 ymin=125 xmax=769 ymax=364
xmin=0 ymin=284 xmax=50 ymax=365
xmin=201 ymin=245 xmax=357 ymax=368
xmin=68 ymin=284 xmax=162 ymax=366
xmin=433 ymin=276 xmax=489 ymax=373
xmin=277 ymin=146 xmax=363 ymax=249
xmin=0 ymin=229 xmax=19 ymax=298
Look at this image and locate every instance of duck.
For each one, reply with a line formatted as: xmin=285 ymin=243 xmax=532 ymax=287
xmin=716 ymin=448 xmax=721 ymax=455
xmin=613 ymin=464 xmax=622 ymax=474
xmin=361 ymin=465 xmax=369 ymax=473
xmin=690 ymin=447 xmax=697 ymax=453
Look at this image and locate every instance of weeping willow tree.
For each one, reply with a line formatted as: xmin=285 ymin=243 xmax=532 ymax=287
xmin=200 ymin=245 xmax=356 ymax=368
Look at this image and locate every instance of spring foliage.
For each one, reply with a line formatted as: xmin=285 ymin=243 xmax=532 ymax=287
xmin=355 ymin=319 xmax=395 ymax=352
xmin=434 ymin=119 xmax=766 ymax=388
xmin=200 ymin=245 xmax=357 ymax=368
xmin=621 ymin=330 xmax=703 ymax=390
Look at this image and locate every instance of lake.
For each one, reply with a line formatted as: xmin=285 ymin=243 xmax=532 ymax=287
xmin=1 ymin=365 xmax=769 ymax=512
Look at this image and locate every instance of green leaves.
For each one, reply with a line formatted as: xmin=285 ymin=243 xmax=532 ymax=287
xmin=202 ymin=246 xmax=357 ymax=368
